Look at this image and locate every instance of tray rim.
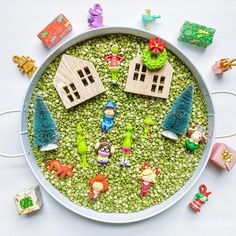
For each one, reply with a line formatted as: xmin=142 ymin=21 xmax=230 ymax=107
xmin=19 ymin=27 xmax=215 ymax=224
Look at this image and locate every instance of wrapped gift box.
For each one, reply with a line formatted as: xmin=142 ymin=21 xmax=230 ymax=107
xmin=13 ymin=185 xmax=43 ymax=215
xmin=37 ymin=14 xmax=72 ymax=48
xmin=209 ymin=143 xmax=236 ymax=171
xmin=178 ymin=21 xmax=216 ymax=48
xmin=212 ymin=58 xmax=231 ymax=75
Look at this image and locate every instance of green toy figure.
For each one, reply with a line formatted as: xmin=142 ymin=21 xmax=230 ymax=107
xmin=143 ymin=116 xmax=156 ymax=139
xmin=76 ymin=124 xmax=88 ymax=167
xmin=120 ymin=124 xmax=133 ymax=167
xmin=104 ymin=44 xmax=124 ymax=83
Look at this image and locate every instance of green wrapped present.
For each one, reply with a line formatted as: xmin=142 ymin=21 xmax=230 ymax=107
xmin=178 ymin=21 xmax=216 ymax=48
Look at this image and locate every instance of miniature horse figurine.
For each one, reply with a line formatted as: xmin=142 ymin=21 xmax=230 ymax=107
xmin=88 ymin=3 xmax=103 ymax=28
xmin=47 ymin=160 xmax=74 ymax=177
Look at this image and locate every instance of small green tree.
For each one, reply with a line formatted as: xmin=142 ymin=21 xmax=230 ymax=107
xmin=33 ymin=94 xmax=59 ymax=151
xmin=162 ymin=84 xmax=194 ymax=140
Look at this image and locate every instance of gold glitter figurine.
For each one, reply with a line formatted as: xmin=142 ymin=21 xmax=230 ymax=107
xmin=12 ymin=55 xmax=37 ymax=78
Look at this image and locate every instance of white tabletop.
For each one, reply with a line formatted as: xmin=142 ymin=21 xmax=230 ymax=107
xmin=0 ymin=0 xmax=235 ymax=235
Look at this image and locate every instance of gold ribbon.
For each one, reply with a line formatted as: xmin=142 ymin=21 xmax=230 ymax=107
xmin=219 ymin=58 xmax=236 ymax=72
xmin=221 ymin=150 xmax=233 ymax=164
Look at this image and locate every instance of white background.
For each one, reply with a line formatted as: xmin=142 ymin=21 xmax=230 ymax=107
xmin=0 ymin=0 xmax=236 ymax=235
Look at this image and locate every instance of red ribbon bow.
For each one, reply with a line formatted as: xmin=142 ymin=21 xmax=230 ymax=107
xmin=148 ymin=36 xmax=166 ymax=54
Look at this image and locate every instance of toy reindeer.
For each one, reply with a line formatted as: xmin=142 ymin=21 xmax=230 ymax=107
xmin=47 ymin=160 xmax=74 ymax=177
xmin=189 ymin=184 xmax=212 ymax=212
xmin=140 ymin=161 xmax=160 ymax=196
xmin=185 ymin=125 xmax=207 ymax=152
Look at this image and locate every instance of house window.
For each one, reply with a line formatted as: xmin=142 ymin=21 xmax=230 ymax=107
xmin=88 ymin=75 xmax=95 ymax=83
xmin=151 ymin=84 xmax=157 ymax=92
xmin=133 ymin=72 xmax=138 ymax=80
xmin=140 ymin=74 xmax=145 ymax=82
xmin=84 ymin=67 xmax=91 ymax=75
xmin=135 ymin=63 xmax=140 ymax=71
xmin=63 ymin=86 xmax=70 ymax=94
xmin=77 ymin=70 xmax=84 ymax=78
xmin=70 ymin=83 xmax=76 ymax=91
xmin=158 ymin=85 xmax=164 ymax=93
xmin=133 ymin=63 xmax=147 ymax=82
xmin=81 ymin=78 xmax=88 ymax=86
xmin=68 ymin=95 xmax=74 ymax=102
xmin=77 ymin=66 xmax=95 ymax=86
xmin=63 ymin=83 xmax=80 ymax=102
xmin=160 ymin=76 xmax=165 ymax=84
xmin=153 ymin=75 xmax=158 ymax=83
xmin=151 ymin=75 xmax=165 ymax=94
xmin=141 ymin=65 xmax=147 ymax=72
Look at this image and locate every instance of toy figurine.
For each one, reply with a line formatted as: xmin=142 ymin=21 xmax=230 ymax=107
xmin=88 ymin=3 xmax=103 ymax=28
xmin=104 ymin=45 xmax=124 ymax=82
xmin=189 ymin=184 xmax=211 ymax=212
xmin=120 ymin=124 xmax=133 ymax=166
xmin=185 ymin=125 xmax=207 ymax=152
xmin=140 ymin=161 xmax=160 ymax=196
xmin=101 ymin=101 xmax=117 ymax=136
xmin=77 ymin=124 xmax=89 ymax=167
xmin=142 ymin=9 xmax=160 ymax=30
xmin=212 ymin=58 xmax=236 ymax=75
xmin=143 ymin=116 xmax=156 ymax=139
xmin=95 ymin=142 xmax=115 ymax=166
xmin=89 ymin=174 xmax=108 ymax=201
xmin=12 ymin=55 xmax=37 ymax=78
xmin=47 ymin=160 xmax=74 ymax=177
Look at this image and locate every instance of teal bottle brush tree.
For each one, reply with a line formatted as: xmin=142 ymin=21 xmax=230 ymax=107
xmin=76 ymin=123 xmax=89 ymax=167
xmin=33 ymin=94 xmax=60 ymax=151
xmin=161 ymin=83 xmax=194 ymax=141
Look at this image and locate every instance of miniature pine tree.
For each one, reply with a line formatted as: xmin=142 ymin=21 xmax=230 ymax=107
xmin=33 ymin=94 xmax=59 ymax=151
xmin=162 ymin=83 xmax=194 ymax=140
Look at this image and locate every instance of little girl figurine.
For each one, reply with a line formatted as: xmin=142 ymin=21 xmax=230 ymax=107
xmin=89 ymin=174 xmax=108 ymax=201
xmin=95 ymin=142 xmax=115 ymax=166
xmin=104 ymin=45 xmax=124 ymax=82
xmin=140 ymin=161 xmax=160 ymax=196
xmin=101 ymin=101 xmax=117 ymax=136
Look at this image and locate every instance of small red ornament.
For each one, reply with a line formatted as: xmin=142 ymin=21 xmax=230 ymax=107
xmin=148 ymin=36 xmax=166 ymax=54
xmin=189 ymin=184 xmax=211 ymax=212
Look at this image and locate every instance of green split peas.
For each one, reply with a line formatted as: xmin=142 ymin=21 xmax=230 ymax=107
xmin=27 ymin=34 xmax=208 ymax=213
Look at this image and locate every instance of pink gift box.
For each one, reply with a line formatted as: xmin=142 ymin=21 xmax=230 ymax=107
xmin=212 ymin=58 xmax=231 ymax=75
xmin=209 ymin=143 xmax=236 ymax=171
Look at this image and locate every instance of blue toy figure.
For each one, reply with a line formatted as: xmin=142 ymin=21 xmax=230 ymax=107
xmin=101 ymin=101 xmax=117 ymax=136
xmin=142 ymin=9 xmax=160 ymax=30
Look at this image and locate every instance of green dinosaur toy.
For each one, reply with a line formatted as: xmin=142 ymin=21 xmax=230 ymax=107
xmin=143 ymin=116 xmax=156 ymax=139
xmin=76 ymin=124 xmax=88 ymax=167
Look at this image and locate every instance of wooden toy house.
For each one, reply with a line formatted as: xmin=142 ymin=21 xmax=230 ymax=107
xmin=124 ymin=55 xmax=174 ymax=99
xmin=53 ymin=54 xmax=105 ymax=109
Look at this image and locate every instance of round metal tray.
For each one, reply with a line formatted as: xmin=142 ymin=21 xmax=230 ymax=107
xmin=20 ymin=27 xmax=215 ymax=223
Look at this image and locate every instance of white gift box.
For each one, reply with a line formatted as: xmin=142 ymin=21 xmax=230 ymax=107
xmin=13 ymin=185 xmax=43 ymax=215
